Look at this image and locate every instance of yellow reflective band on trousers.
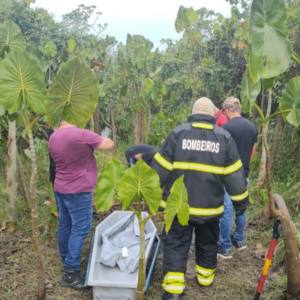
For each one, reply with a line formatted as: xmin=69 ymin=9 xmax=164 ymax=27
xmin=154 ymin=153 xmax=173 ymax=171
xmin=192 ymin=123 xmax=213 ymax=130
xmin=195 ymin=265 xmax=215 ymax=286
xmin=162 ymin=272 xmax=185 ymax=294
xmin=189 ymin=205 xmax=224 ymax=216
xmin=230 ymin=190 xmax=249 ymax=201
xmin=173 ymin=159 xmax=243 ymax=175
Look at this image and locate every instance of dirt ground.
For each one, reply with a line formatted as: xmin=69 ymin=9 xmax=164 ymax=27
xmin=0 ymin=210 xmax=298 ymax=300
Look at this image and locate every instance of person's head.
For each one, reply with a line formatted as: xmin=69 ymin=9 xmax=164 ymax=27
xmin=222 ymin=97 xmax=241 ymax=119
xmin=192 ymin=97 xmax=215 ymax=117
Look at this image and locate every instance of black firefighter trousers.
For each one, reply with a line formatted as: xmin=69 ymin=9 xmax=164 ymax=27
xmin=162 ymin=217 xmax=219 ymax=294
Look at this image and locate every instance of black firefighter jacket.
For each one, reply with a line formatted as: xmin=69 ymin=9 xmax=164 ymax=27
xmin=152 ymin=114 xmax=249 ymax=224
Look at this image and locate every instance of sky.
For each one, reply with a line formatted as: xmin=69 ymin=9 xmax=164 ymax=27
xmin=31 ymin=0 xmax=232 ymax=48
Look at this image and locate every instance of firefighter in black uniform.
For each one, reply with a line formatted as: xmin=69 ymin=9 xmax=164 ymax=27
xmin=152 ymin=97 xmax=249 ymax=300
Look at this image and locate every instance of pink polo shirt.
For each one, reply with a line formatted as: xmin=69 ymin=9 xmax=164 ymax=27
xmin=49 ymin=126 xmax=103 ymax=193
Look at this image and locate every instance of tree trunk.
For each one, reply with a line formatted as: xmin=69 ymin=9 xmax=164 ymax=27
xmin=134 ymin=110 xmax=144 ymax=144
xmin=93 ymin=102 xmax=100 ymax=134
xmin=143 ymin=107 xmax=147 ymax=144
xmin=192 ymin=62 xmax=197 ymax=102
xmin=134 ymin=111 xmax=140 ymax=144
xmin=256 ymin=89 xmax=272 ymax=188
xmin=269 ymin=114 xmax=282 ymax=170
xmin=28 ymin=132 xmax=46 ymax=300
xmin=110 ymin=103 xmax=117 ymax=146
xmin=261 ymin=106 xmax=300 ymax=297
xmin=5 ymin=121 xmax=18 ymax=232
xmin=147 ymin=103 xmax=151 ymax=143
xmin=274 ymin=194 xmax=300 ymax=297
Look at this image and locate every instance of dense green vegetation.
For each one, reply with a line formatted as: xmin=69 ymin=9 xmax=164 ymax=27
xmin=1 ymin=0 xmax=300 ymax=299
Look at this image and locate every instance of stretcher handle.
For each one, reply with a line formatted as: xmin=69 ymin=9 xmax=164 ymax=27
xmin=96 ymin=295 xmax=131 ymax=300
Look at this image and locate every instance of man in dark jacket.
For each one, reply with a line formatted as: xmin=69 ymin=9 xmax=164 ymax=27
xmin=218 ymin=97 xmax=258 ymax=258
xmin=125 ymin=144 xmax=158 ymax=167
xmin=152 ymin=97 xmax=249 ymax=300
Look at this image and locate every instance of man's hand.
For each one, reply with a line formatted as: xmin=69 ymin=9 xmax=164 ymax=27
xmin=235 ymin=209 xmax=245 ymax=217
xmin=134 ymin=153 xmax=142 ymax=160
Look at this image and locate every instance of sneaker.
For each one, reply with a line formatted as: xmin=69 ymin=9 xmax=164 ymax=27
xmin=217 ymin=245 xmax=232 ymax=259
xmin=162 ymin=292 xmax=183 ymax=300
xmin=60 ymin=268 xmax=91 ymax=291
xmin=232 ymin=239 xmax=246 ymax=251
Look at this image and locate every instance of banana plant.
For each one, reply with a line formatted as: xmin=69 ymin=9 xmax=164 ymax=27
xmin=112 ymin=35 xmax=163 ymax=144
xmin=242 ymin=0 xmax=300 ymax=296
xmin=95 ymin=159 xmax=189 ymax=300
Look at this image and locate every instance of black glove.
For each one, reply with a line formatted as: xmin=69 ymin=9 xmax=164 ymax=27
xmin=235 ymin=209 xmax=246 ymax=217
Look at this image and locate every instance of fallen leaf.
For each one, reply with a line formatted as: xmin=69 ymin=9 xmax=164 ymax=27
xmin=253 ymin=243 xmax=266 ymax=260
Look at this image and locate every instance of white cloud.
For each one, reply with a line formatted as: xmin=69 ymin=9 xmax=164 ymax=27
xmin=31 ymin=0 xmax=232 ymax=47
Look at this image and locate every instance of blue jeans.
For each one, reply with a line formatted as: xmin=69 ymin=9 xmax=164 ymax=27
xmin=55 ymin=192 xmax=93 ymax=270
xmin=219 ymin=191 xmax=246 ymax=251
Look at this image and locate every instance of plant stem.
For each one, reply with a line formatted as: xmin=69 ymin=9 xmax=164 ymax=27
xmin=28 ymin=130 xmax=46 ymax=299
xmin=265 ymin=109 xmax=291 ymax=124
xmin=254 ymin=103 xmax=265 ymax=121
xmin=292 ymin=52 xmax=300 ymax=66
xmin=135 ymin=200 xmax=145 ymax=300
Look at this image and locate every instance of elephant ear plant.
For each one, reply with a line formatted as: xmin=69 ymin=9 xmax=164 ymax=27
xmin=0 ymin=47 xmax=47 ymax=300
xmin=95 ymin=159 xmax=189 ymax=300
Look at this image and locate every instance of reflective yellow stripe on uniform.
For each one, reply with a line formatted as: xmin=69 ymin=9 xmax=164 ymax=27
xmin=195 ymin=265 xmax=215 ymax=286
xmin=173 ymin=162 xmax=224 ymax=174
xmin=162 ymin=272 xmax=185 ymax=294
xmin=189 ymin=205 xmax=224 ymax=216
xmin=192 ymin=123 xmax=213 ymax=130
xmin=224 ymin=159 xmax=243 ymax=175
xmin=160 ymin=200 xmax=167 ymax=208
xmin=230 ymin=190 xmax=249 ymax=201
xmin=154 ymin=153 xmax=173 ymax=171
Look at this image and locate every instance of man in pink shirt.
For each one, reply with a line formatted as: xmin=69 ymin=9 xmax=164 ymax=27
xmin=49 ymin=120 xmax=114 ymax=290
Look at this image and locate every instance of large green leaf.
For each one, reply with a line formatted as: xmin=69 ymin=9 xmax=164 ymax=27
xmin=0 ymin=104 xmax=5 ymax=116
xmin=95 ymin=159 xmax=127 ymax=212
xmin=0 ymin=20 xmax=25 ymax=56
xmin=164 ymin=176 xmax=189 ymax=233
xmin=143 ymin=78 xmax=154 ymax=95
xmin=68 ymin=39 xmax=76 ymax=53
xmin=280 ymin=76 xmax=300 ymax=126
xmin=175 ymin=6 xmax=190 ymax=33
xmin=117 ymin=160 xmax=161 ymax=215
xmin=0 ymin=48 xmax=46 ymax=114
xmin=240 ymin=67 xmax=261 ymax=114
xmin=26 ymin=41 xmax=48 ymax=73
xmin=249 ymin=0 xmax=292 ymax=82
xmin=45 ymin=57 xmax=99 ymax=129
xmin=185 ymin=7 xmax=197 ymax=25
xmin=44 ymin=41 xmax=57 ymax=58
xmin=262 ymin=77 xmax=276 ymax=90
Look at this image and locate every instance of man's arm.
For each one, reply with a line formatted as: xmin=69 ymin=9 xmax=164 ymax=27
xmin=250 ymin=142 xmax=257 ymax=162
xmin=96 ymin=137 xmax=115 ymax=151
